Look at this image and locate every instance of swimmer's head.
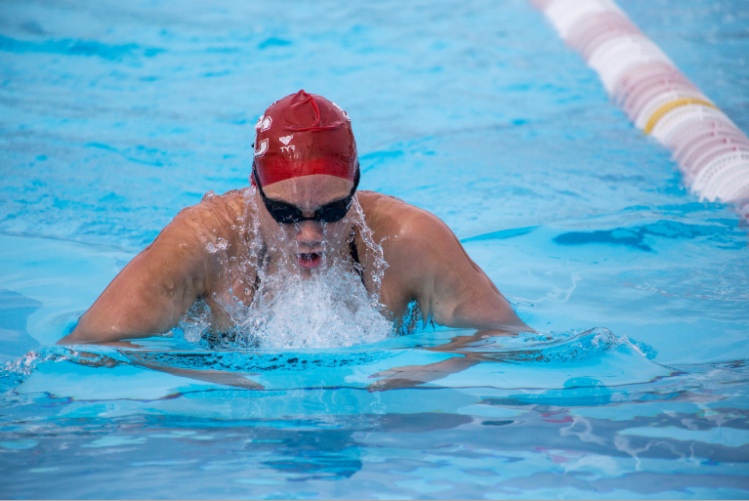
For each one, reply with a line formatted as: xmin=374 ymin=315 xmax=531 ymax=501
xmin=253 ymin=90 xmax=358 ymax=187
xmin=252 ymin=91 xmax=360 ymax=273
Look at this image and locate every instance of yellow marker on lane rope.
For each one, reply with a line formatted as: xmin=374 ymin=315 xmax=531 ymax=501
xmin=644 ymin=98 xmax=717 ymax=135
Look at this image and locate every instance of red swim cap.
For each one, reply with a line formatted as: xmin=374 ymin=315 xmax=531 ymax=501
xmin=253 ymin=90 xmax=358 ymax=186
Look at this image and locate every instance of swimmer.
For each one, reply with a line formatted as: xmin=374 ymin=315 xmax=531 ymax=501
xmin=59 ymin=90 xmax=531 ymax=346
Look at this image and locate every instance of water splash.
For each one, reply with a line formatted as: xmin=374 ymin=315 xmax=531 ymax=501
xmin=0 ymin=328 xmax=649 ymax=384
xmin=0 ymin=345 xmax=128 ymax=390
xmin=230 ymin=264 xmax=394 ymax=349
xmin=205 ymin=237 xmax=229 ymax=254
xmin=460 ymin=327 xmax=652 ymax=364
xmin=176 ymin=189 xmax=395 ymax=349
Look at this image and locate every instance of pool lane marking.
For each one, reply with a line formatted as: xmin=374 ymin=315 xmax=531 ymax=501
xmin=529 ymin=0 xmax=749 ymax=207
xmin=643 ymin=98 xmax=717 ymax=135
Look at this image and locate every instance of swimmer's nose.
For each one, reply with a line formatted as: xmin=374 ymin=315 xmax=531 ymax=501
xmin=295 ymin=220 xmax=325 ymax=249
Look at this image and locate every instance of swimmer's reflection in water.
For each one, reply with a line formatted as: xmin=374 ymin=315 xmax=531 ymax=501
xmin=58 ymin=90 xmax=533 ymax=386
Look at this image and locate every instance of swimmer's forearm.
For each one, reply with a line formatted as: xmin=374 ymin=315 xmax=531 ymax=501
xmin=57 ymin=211 xmax=213 ymax=346
xmin=57 ymin=287 xmax=195 ymax=344
xmin=436 ymin=291 xmax=533 ymax=334
xmin=58 ymin=299 xmax=186 ymax=345
xmin=57 ymin=323 xmax=167 ymax=345
xmin=367 ymin=356 xmax=479 ymax=391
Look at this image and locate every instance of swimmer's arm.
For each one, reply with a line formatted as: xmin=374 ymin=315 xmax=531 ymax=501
xmin=366 ymin=209 xmax=531 ymax=392
xmin=58 ymin=215 xmax=209 ymax=345
xmin=394 ymin=210 xmax=531 ymax=334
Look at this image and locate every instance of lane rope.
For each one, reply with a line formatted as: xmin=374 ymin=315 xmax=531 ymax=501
xmin=643 ymin=98 xmax=717 ymax=135
xmin=530 ymin=0 xmax=749 ymax=206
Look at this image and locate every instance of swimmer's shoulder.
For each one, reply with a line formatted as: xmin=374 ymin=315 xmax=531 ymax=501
xmin=357 ymin=190 xmax=451 ymax=245
xmin=176 ymin=188 xmax=248 ymax=228
xmin=150 ymin=188 xmax=251 ymax=252
xmin=357 ymin=190 xmax=419 ymax=218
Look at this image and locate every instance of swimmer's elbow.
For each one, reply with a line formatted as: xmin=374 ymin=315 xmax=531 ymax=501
xmin=447 ymin=295 xmax=533 ymax=334
xmin=57 ymin=318 xmax=132 ymax=345
xmin=57 ymin=317 xmax=112 ymax=344
xmin=57 ymin=326 xmax=94 ymax=345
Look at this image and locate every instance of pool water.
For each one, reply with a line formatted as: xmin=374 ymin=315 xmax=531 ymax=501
xmin=1 ymin=0 xmax=749 ymax=498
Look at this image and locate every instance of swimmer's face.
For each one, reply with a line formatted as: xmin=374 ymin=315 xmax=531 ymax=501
xmin=255 ymin=174 xmax=356 ymax=274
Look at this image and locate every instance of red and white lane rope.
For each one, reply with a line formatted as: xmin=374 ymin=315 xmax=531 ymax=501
xmin=530 ymin=0 xmax=749 ymax=206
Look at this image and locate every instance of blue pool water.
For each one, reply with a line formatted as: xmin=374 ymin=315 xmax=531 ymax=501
xmin=1 ymin=0 xmax=749 ymax=498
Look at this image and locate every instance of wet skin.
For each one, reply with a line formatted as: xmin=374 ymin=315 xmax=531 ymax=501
xmin=59 ymin=174 xmax=531 ymax=345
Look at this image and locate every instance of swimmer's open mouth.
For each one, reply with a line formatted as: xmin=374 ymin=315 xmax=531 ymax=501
xmin=298 ymin=252 xmax=322 ymax=269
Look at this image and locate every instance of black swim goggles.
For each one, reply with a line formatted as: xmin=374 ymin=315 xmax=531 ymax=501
xmin=252 ymin=162 xmax=360 ymax=225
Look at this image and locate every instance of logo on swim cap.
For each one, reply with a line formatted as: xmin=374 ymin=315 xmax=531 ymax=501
xmin=255 ymin=115 xmax=272 ymax=132
xmin=253 ymin=90 xmax=358 ymax=186
xmin=254 ymin=139 xmax=269 ymax=158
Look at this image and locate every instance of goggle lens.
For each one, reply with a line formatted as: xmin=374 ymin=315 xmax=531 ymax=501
xmin=253 ymin=166 xmax=358 ymax=225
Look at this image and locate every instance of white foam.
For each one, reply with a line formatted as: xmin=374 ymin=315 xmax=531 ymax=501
xmin=178 ymin=191 xmax=395 ymax=350
xmin=233 ymin=265 xmax=393 ymax=349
